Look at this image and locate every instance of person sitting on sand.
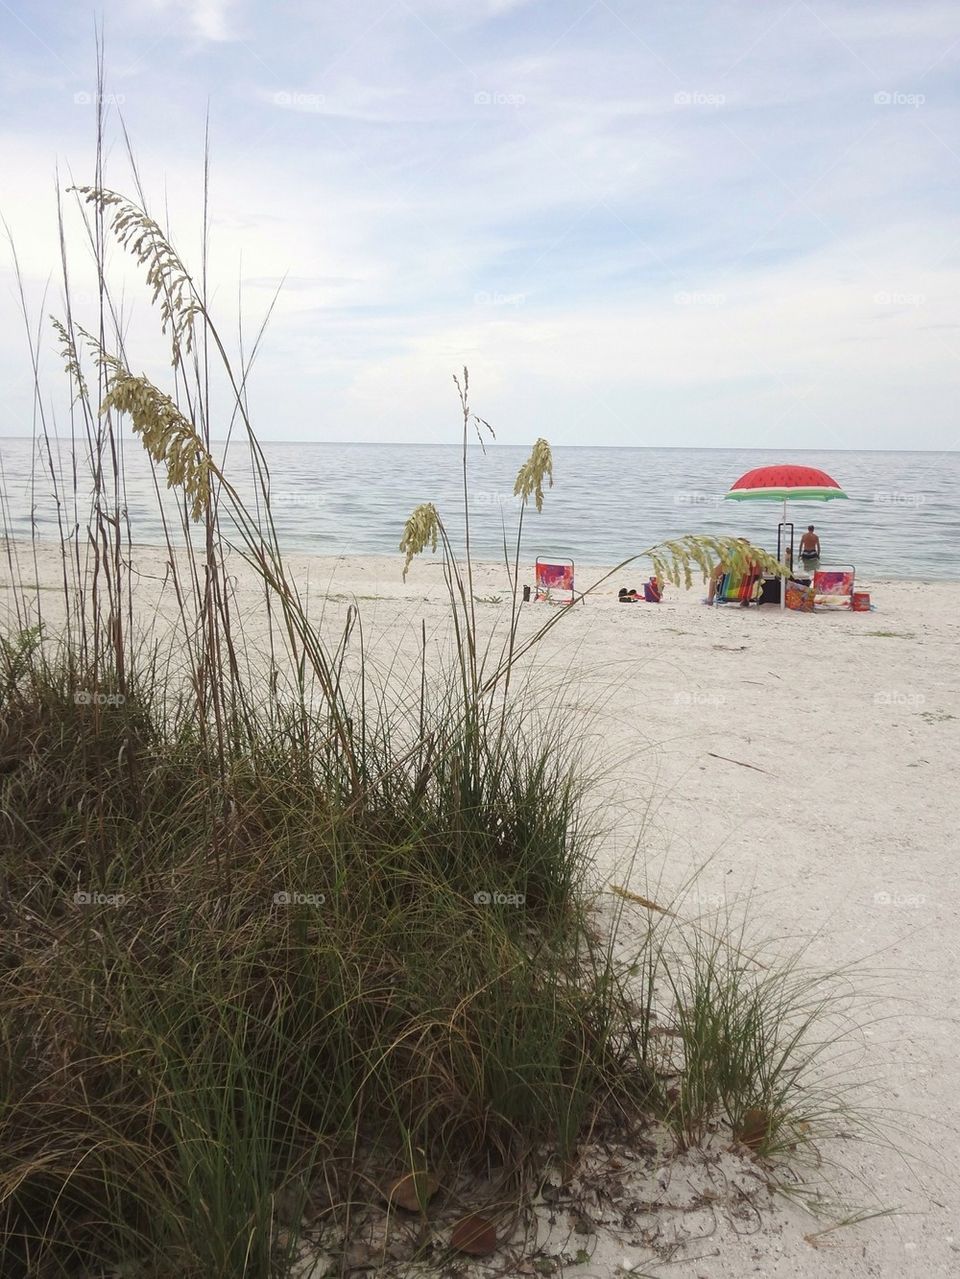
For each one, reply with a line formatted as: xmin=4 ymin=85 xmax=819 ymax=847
xmin=704 ymin=563 xmax=724 ymax=605
xmin=799 ymin=525 xmax=821 ymax=568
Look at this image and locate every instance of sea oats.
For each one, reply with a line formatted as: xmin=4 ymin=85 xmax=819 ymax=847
xmin=648 ymin=536 xmax=784 ymax=592
xmin=99 ymin=358 xmax=214 ymax=522
xmin=50 ymin=317 xmax=89 ymax=403
xmin=399 ymin=502 xmax=440 ymax=580
xmin=72 ymin=186 xmax=202 ymax=365
xmin=513 ymin=437 xmax=553 ymax=513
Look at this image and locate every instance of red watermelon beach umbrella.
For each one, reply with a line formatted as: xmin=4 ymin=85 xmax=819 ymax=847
xmin=726 ymin=463 xmax=848 ymax=504
xmin=724 ymin=463 xmax=848 ymax=608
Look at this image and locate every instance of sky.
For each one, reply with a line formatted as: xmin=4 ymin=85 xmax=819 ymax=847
xmin=0 ymin=0 xmax=958 ymax=448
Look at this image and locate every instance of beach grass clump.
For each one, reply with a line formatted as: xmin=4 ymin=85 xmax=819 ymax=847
xmin=649 ymin=918 xmax=859 ymax=1157
xmin=0 ymin=641 xmax=655 ymax=1278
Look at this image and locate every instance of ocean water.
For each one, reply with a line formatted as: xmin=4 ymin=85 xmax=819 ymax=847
xmin=0 ymin=439 xmax=957 ymax=580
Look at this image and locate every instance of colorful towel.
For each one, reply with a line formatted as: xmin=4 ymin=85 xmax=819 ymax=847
xmin=716 ymin=571 xmax=761 ymax=604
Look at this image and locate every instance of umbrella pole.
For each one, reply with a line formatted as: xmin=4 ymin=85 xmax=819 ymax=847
xmin=781 ymin=498 xmax=787 ymax=610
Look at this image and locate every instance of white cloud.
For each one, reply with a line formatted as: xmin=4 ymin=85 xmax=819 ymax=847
xmin=314 ymin=224 xmax=960 ymax=448
xmin=144 ymin=0 xmax=238 ymax=43
xmin=191 ymin=0 xmax=236 ymax=42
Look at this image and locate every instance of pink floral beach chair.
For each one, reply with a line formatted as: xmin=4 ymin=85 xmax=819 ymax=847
xmin=812 ymin=566 xmax=856 ymax=610
xmin=534 ymin=558 xmax=578 ymax=606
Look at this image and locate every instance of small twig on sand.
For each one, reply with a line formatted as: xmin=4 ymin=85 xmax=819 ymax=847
xmin=706 ymin=752 xmax=772 ymax=775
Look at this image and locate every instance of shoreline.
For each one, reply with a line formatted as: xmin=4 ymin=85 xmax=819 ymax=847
xmin=2 ymin=539 xmax=958 ymax=590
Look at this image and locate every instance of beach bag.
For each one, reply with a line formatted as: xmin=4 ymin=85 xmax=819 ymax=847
xmin=785 ymin=583 xmax=814 ymax=612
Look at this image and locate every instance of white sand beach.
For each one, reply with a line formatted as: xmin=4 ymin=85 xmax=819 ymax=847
xmin=3 ymin=544 xmax=959 ymax=1277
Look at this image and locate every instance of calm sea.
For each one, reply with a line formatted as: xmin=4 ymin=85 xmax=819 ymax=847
xmin=1 ymin=439 xmax=957 ymax=580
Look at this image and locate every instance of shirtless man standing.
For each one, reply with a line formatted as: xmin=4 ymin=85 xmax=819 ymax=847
xmin=799 ymin=525 xmax=821 ymax=569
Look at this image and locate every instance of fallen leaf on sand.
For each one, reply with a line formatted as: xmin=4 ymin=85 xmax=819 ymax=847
xmin=735 ymin=1107 xmax=771 ymax=1150
xmin=383 ymin=1171 xmax=439 ymax=1212
xmin=610 ymin=885 xmax=676 ymax=916
xmin=450 ymin=1214 xmax=497 ymax=1255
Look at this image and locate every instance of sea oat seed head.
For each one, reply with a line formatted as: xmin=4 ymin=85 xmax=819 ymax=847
xmin=399 ymin=502 xmax=441 ymax=580
xmin=100 ymin=362 xmax=214 ymax=522
xmin=513 ymin=438 xmax=553 ymax=513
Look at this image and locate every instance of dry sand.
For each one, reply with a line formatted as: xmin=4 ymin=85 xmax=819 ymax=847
xmin=3 ymin=544 xmax=959 ymax=1277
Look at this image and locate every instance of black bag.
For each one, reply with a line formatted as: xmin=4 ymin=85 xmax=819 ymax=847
xmin=758 ymin=577 xmax=782 ymax=605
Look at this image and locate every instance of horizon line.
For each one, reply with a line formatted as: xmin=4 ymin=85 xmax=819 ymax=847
xmin=0 ymin=437 xmax=957 ymax=455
